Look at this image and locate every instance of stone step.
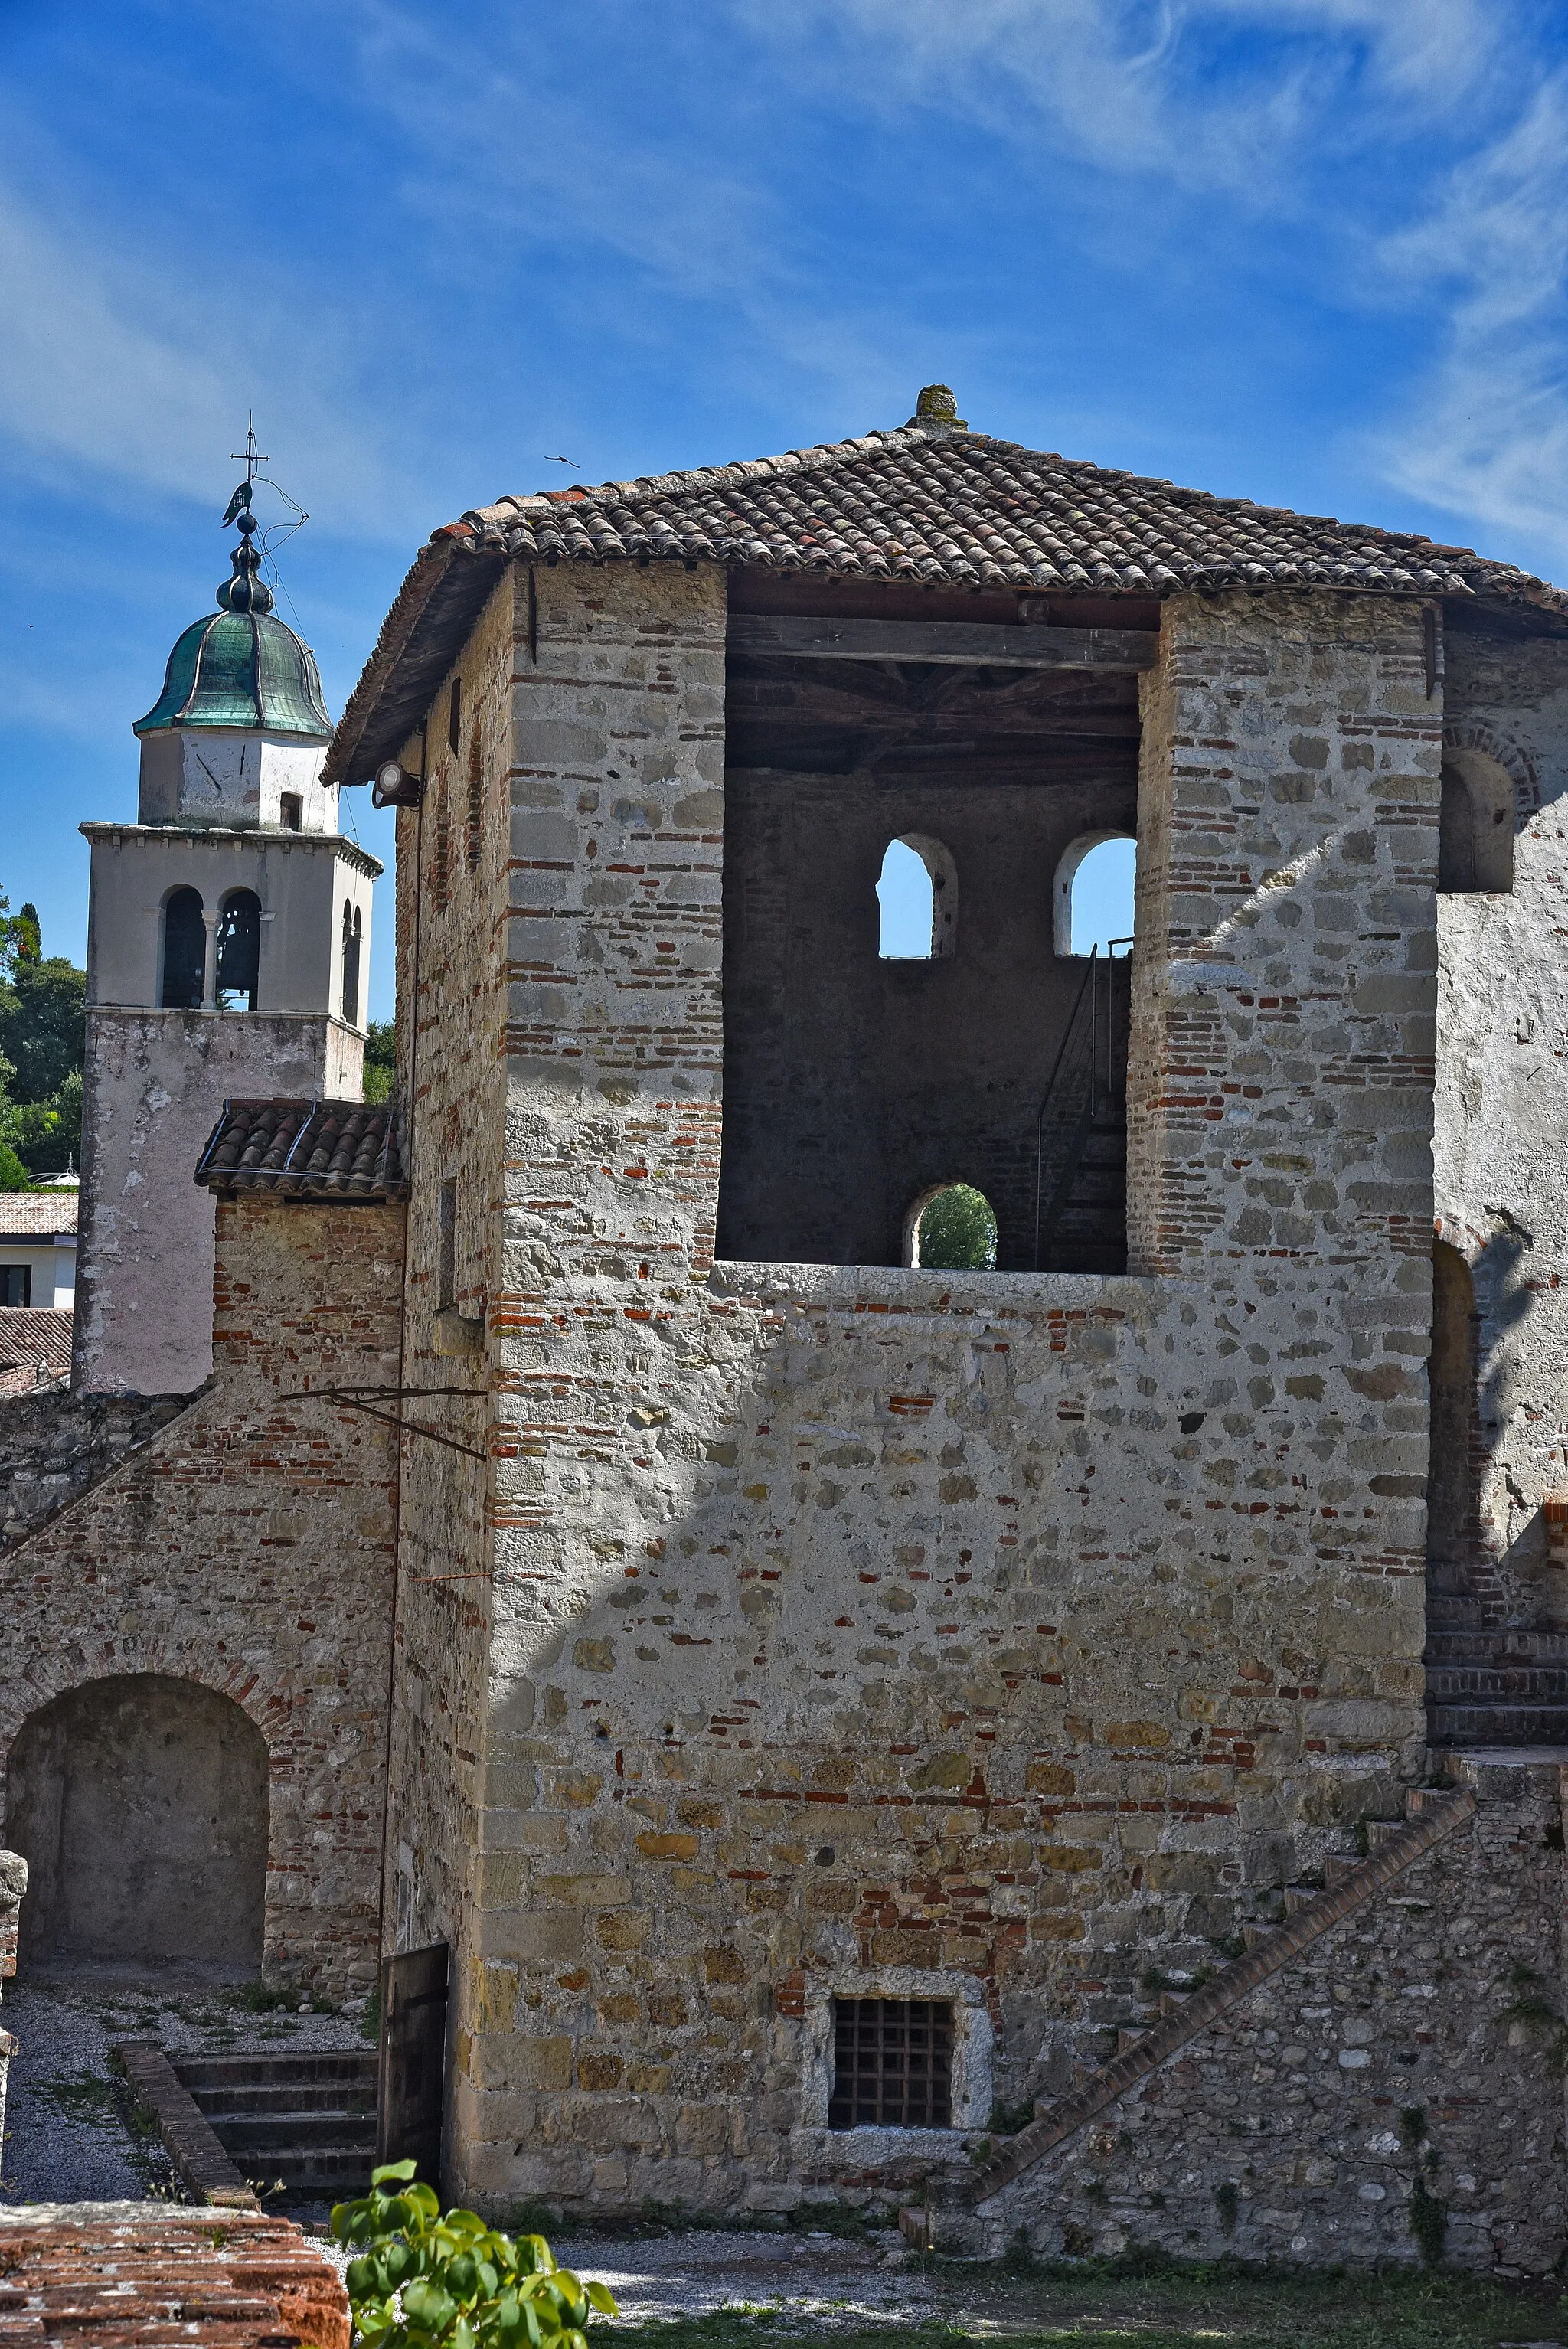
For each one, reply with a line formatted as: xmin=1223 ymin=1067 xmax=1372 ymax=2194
xmin=175 ymin=2053 xmax=377 ymax=2092
xmin=1429 ymin=1701 xmax=1568 ymax=1746
xmin=1404 ymin=1785 xmax=1456 ymax=1816
xmin=1282 ymin=1883 xmax=1323 ymax=1913
xmin=1116 ymin=2027 xmax=1145 ymax=2055
xmin=201 ymin=2110 xmax=378 ymax=2158
xmin=1158 ymin=1991 xmax=1189 ymax=2019
xmin=185 ymin=2082 xmax=378 ymax=2121
xmin=1242 ymin=1922 xmax=1276 ymax=1949
xmin=1426 ymin=1664 xmax=1568 ymax=1700
xmin=1364 ymin=1818 xmax=1406 ymax=1848
xmin=1323 ymin=1856 xmax=1361 ymax=1887
xmin=1426 ymin=1627 xmax=1568 ymax=1665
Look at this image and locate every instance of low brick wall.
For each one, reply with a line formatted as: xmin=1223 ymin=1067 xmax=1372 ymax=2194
xmin=0 ymin=2204 xmax=349 ymax=2349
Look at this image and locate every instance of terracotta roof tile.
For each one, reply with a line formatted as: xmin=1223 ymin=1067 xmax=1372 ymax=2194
xmin=0 ymin=1307 xmax=72 ymax=1396
xmin=194 ymin=1099 xmax=406 ymax=1202
xmin=326 ymin=417 xmax=1568 ymax=788
xmin=0 ymin=2204 xmax=349 ymax=2349
xmin=0 ymin=1193 xmax=77 ymax=1236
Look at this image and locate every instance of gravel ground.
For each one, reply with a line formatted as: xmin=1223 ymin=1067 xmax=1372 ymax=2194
xmin=0 ymin=1963 xmax=371 ymax=2210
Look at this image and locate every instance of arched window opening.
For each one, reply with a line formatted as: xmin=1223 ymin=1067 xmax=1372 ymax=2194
xmin=1428 ymin=1238 xmax=1478 ymax=1569
xmin=904 ymin=1183 xmax=998 ymax=1270
xmin=215 ymin=890 xmax=261 ymax=1011
xmin=160 ymin=886 xmax=205 ymax=1011
xmin=877 ymin=834 xmax=956 ymax=959
xmin=1439 ymin=753 xmax=1514 ymax=893
xmin=5 ymin=1673 xmax=269 ymax=1972
xmin=341 ymin=899 xmax=363 ymax=1027
xmin=466 ymin=727 xmax=484 ymax=875
xmin=1055 ymin=832 xmax=1136 ymax=958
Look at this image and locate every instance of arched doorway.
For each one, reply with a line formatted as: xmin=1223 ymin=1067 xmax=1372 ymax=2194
xmin=5 ymin=1674 xmax=269 ymax=1972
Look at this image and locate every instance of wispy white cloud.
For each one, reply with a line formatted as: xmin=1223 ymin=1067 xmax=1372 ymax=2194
xmin=0 ymin=176 xmax=397 ymax=532
xmin=1370 ymin=73 xmax=1568 ymax=570
xmin=734 ymin=0 xmax=1507 ymax=198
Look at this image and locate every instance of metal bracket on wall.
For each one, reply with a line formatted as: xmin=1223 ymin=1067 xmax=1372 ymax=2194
xmin=274 ymin=1384 xmax=490 ymax=1462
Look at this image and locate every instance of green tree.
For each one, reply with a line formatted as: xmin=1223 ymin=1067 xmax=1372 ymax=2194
xmin=0 ymin=893 xmax=87 ymax=1176
xmin=917 ymin=1184 xmax=998 ymax=1270
xmin=364 ymin=1019 xmax=397 ymax=1104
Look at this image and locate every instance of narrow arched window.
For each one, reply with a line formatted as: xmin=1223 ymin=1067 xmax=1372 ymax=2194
xmin=214 ymin=889 xmax=261 ymax=1012
xmin=904 ymin=1184 xmax=998 ymax=1270
xmin=1439 ymin=754 xmax=1514 ymax=893
xmin=1428 ymin=1238 xmax=1477 ymax=1567
xmin=877 ymin=835 xmax=956 ymax=959
xmin=341 ymin=899 xmax=363 ymax=1027
xmin=1055 ymin=832 xmax=1136 ymax=957
xmin=466 ymin=726 xmax=483 ymax=875
xmin=161 ymin=887 xmax=205 ymax=1010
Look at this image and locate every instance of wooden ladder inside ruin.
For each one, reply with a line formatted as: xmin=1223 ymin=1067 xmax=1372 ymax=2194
xmin=899 ymin=1780 xmax=1478 ymax=2249
xmin=1033 ymin=942 xmax=1130 ymax=1275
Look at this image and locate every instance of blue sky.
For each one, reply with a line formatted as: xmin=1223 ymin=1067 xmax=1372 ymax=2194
xmin=5 ymin=0 xmax=1568 ymax=1018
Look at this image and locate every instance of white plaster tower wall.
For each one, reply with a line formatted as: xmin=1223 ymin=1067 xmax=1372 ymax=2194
xmin=72 ymin=488 xmax=381 ymax=1397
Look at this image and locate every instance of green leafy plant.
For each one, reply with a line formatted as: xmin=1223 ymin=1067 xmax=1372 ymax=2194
xmin=332 ymin=2161 xmax=618 ymax=2349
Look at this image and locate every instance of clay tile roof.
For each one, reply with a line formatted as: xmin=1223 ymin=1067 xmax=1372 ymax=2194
xmin=0 ymin=1192 xmax=77 ymax=1236
xmin=194 ymin=1097 xmax=407 ymax=1202
xmin=325 ymin=417 xmax=1568 ymax=789
xmin=0 ymin=1307 xmax=73 ymax=1394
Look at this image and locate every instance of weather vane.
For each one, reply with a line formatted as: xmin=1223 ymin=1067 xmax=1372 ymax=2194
xmin=222 ymin=422 xmax=270 ymax=529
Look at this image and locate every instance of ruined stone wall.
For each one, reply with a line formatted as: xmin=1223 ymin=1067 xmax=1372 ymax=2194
xmin=985 ymin=1757 xmax=1567 ymax=2276
xmin=0 ymin=1196 xmax=401 ymax=1995
xmin=0 ymin=1386 xmax=191 ymax=1554
xmin=425 ymin=578 xmax=1451 ymax=2218
xmin=1432 ymin=615 xmax=1568 ymax=1625
xmin=379 ymin=566 xmax=513 ymax=1978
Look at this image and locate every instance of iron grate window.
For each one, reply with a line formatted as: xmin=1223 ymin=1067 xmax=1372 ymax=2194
xmin=828 ymin=1997 xmax=953 ymax=2129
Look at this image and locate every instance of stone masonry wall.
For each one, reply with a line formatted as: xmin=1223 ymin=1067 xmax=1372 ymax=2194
xmin=0 ymin=1196 xmax=402 ymax=1995
xmin=983 ymin=1757 xmax=1568 ymax=2276
xmin=0 ymin=1386 xmax=191 ymax=1555
xmin=412 ymin=576 xmax=1458 ymax=2220
xmin=381 ymin=563 xmax=514 ymax=1974
xmin=1432 ymin=618 xmax=1568 ymax=1624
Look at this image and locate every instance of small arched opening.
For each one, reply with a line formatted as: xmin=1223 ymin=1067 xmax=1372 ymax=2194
xmin=1439 ymin=752 xmax=1514 ymax=894
xmin=215 ymin=888 xmax=262 ymax=1011
xmin=1054 ymin=831 xmax=1136 ymax=958
xmin=1428 ymin=1238 xmax=1478 ymax=1570
xmin=877 ymin=835 xmax=957 ymax=960
xmin=903 ymin=1183 xmax=998 ymax=1270
xmin=5 ymin=1674 xmax=270 ymax=1973
xmin=341 ymin=899 xmax=363 ymax=1027
xmin=160 ymin=885 xmax=206 ymax=1011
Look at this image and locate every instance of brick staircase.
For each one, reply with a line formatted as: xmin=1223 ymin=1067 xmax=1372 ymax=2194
xmin=900 ymin=1779 xmax=1478 ymax=2252
xmin=171 ymin=2050 xmax=378 ymax=2207
xmin=1425 ymin=1606 xmax=1568 ymax=1746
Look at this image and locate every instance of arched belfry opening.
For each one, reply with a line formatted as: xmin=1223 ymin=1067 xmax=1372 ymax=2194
xmin=5 ymin=1674 xmax=270 ymax=1974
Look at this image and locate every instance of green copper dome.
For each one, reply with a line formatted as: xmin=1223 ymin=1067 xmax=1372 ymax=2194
xmin=134 ymin=543 xmax=333 ymax=740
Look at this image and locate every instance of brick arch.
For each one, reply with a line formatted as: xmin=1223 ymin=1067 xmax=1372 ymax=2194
xmin=2 ymin=1667 xmax=274 ymax=1972
xmin=1442 ymin=722 xmax=1542 ymax=830
xmin=0 ymin=1649 xmax=294 ymax=1771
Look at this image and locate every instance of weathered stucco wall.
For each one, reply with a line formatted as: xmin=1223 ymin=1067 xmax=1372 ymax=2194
xmin=402 ymin=577 xmax=1456 ymax=2220
xmin=0 ymin=1195 xmax=402 ymax=1994
xmin=1432 ymin=615 xmax=1568 ymax=1627
xmin=75 ymin=1008 xmax=362 ymax=1397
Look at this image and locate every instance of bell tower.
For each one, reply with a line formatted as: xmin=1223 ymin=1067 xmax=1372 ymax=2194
xmin=74 ymin=467 xmax=381 ymax=1397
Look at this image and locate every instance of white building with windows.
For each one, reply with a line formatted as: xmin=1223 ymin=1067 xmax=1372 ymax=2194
xmin=73 ymin=492 xmax=377 ymax=1395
